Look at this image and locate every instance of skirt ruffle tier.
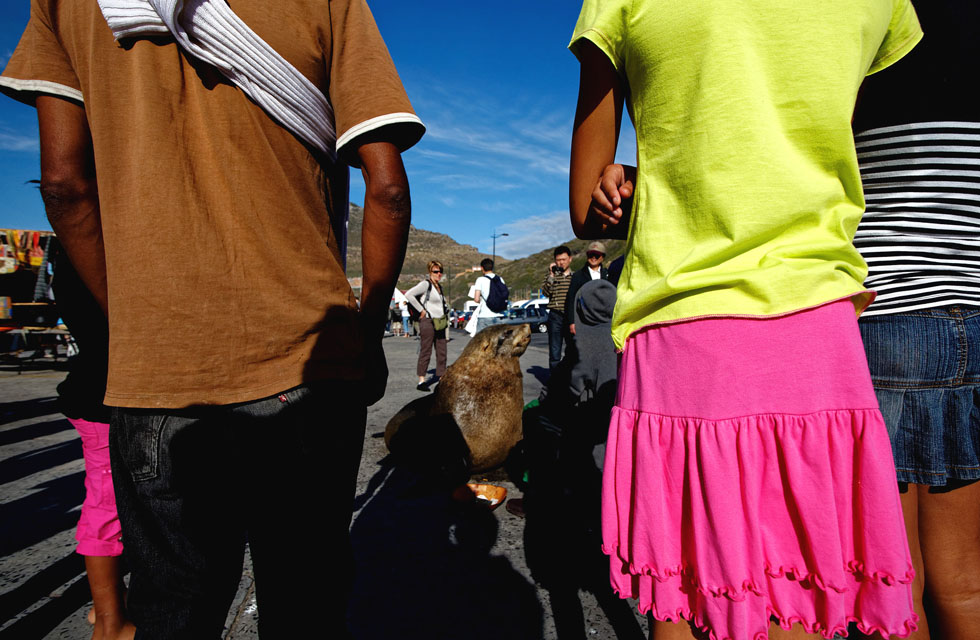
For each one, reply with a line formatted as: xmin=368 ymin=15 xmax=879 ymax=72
xmin=604 ymin=300 xmax=916 ymax=640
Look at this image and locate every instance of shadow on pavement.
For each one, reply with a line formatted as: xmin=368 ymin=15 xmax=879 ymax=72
xmin=0 ymin=467 xmax=85 ymax=556
xmin=0 ymin=417 xmax=74 ymax=447
xmin=0 ymin=552 xmax=90 ymax=639
xmin=0 ymin=436 xmax=81 ymax=486
xmin=525 ymin=365 xmax=550 ymax=387
xmin=0 ymin=359 xmax=70 ymax=377
xmin=349 ymin=463 xmax=544 ymax=640
xmin=521 ymin=403 xmax=645 ymax=640
xmin=0 ymin=397 xmax=61 ymax=427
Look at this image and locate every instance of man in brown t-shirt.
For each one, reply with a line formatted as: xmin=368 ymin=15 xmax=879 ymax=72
xmin=1 ymin=0 xmax=423 ymax=636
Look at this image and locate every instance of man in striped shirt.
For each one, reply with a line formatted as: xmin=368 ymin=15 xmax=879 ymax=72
xmin=543 ymin=245 xmax=573 ymax=371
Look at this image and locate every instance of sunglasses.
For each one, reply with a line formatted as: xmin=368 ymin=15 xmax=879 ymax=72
xmin=587 ymin=252 xmax=604 ymax=258
xmin=431 ymin=269 xmax=442 ymax=274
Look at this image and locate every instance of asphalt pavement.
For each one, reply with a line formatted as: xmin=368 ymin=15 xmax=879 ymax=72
xmin=0 ymin=328 xmax=648 ymax=639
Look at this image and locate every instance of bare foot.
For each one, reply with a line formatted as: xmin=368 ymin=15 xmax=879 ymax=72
xmin=113 ymin=620 xmax=136 ymax=640
xmin=92 ymin=614 xmax=136 ymax=640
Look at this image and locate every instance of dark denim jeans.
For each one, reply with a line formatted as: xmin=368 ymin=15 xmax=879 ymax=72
xmin=110 ymin=381 xmax=366 ymax=639
xmin=546 ymin=309 xmax=565 ymax=371
xmin=475 ymin=315 xmax=501 ymax=333
xmin=859 ymin=305 xmax=980 ymax=486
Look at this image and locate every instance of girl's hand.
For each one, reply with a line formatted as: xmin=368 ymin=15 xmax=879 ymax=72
xmin=590 ymin=164 xmax=636 ymax=228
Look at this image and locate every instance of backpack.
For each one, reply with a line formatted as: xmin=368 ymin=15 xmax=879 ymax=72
xmin=484 ymin=274 xmax=509 ymax=313
xmin=407 ymin=301 xmax=421 ymax=321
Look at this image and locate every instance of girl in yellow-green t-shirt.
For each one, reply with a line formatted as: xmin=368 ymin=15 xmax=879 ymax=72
xmin=568 ymin=1 xmax=922 ymax=639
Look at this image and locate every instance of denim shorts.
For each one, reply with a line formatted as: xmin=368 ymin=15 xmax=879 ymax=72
xmin=859 ymin=305 xmax=980 ymax=485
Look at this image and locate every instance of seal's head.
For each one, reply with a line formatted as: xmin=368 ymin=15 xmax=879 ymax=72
xmin=466 ymin=322 xmax=531 ymax=359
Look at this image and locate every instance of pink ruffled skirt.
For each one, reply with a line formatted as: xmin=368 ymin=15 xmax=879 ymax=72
xmin=604 ymin=299 xmax=915 ymax=640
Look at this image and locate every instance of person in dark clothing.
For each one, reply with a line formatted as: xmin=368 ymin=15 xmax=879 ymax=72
xmin=542 ymin=245 xmax=573 ymax=371
xmin=521 ymin=279 xmax=641 ymax=640
xmin=565 ymin=241 xmax=609 ymax=336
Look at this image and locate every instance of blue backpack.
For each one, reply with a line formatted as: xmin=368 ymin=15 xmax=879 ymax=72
xmin=485 ymin=275 xmax=509 ymax=312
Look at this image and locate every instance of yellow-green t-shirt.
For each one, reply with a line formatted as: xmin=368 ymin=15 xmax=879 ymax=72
xmin=570 ymin=0 xmax=922 ymax=350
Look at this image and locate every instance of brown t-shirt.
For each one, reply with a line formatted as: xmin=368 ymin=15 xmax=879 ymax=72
xmin=1 ymin=0 xmax=423 ymax=408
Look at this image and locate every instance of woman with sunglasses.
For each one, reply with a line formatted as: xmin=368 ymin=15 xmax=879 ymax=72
xmin=406 ymin=260 xmax=449 ymax=390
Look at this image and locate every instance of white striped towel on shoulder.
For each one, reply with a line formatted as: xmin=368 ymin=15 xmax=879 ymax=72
xmin=96 ymin=0 xmax=337 ymax=160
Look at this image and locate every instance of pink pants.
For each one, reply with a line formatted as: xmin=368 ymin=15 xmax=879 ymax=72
xmin=71 ymin=418 xmax=123 ymax=556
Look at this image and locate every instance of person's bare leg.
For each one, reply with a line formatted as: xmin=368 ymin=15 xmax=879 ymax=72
xmin=917 ymin=479 xmax=980 ymax=640
xmin=898 ymin=486 xmax=930 ymax=639
xmin=650 ymin=619 xmax=701 ymax=640
xmin=84 ymin=555 xmax=135 ymax=640
xmin=852 ymin=486 xmax=930 ymax=640
xmin=767 ymin=621 xmax=823 ymax=639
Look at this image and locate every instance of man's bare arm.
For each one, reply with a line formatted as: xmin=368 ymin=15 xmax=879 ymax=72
xmin=569 ymin=41 xmax=631 ymax=240
xmin=37 ymin=95 xmax=107 ymax=315
xmin=358 ymin=140 xmax=411 ymax=328
xmin=357 ymin=140 xmax=411 ymax=404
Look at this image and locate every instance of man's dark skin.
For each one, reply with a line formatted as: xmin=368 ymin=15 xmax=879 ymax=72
xmin=37 ymin=94 xmax=409 ymax=405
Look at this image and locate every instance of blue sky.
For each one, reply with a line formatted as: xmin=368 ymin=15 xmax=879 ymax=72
xmin=0 ymin=0 xmax=635 ymax=259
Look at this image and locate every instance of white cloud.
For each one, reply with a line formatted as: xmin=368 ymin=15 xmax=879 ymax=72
xmin=425 ymin=123 xmax=569 ymax=177
xmin=396 ymin=76 xmax=577 ymax=245
xmin=413 ymin=148 xmax=459 ymax=160
xmin=411 ymin=82 xmax=572 ymax=183
xmin=0 ymin=131 xmax=38 ymax=152
xmin=491 ymin=210 xmax=575 ymax=259
xmin=0 ymin=50 xmax=12 ymax=69
xmin=515 ymin=108 xmax=572 ymax=146
xmin=426 ymin=174 xmax=521 ymax=191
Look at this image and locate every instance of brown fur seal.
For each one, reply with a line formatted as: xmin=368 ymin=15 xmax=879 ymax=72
xmin=385 ymin=323 xmax=531 ymax=473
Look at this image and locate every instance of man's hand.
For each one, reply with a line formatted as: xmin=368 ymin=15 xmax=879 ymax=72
xmin=569 ymin=323 xmax=576 ymax=335
xmin=590 ymin=164 xmax=636 ymax=230
xmin=362 ymin=335 xmax=388 ymax=406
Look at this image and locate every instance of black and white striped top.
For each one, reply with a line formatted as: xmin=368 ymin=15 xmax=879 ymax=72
xmin=854 ymin=121 xmax=980 ymax=315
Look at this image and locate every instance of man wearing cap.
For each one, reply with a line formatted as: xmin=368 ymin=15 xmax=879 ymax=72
xmin=565 ymin=241 xmax=610 ymax=336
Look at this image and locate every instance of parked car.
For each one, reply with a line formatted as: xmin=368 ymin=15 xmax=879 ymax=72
xmin=520 ymin=298 xmax=549 ymax=314
xmin=500 ymin=306 xmax=549 ymax=333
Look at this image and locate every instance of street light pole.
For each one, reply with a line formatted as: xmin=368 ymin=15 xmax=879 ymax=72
xmin=491 ymin=231 xmax=509 ymax=267
xmin=447 ymin=263 xmax=453 ymax=312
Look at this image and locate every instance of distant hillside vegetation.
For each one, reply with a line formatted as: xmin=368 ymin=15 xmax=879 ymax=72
xmin=345 ymin=203 xmax=507 ymax=290
xmin=346 ymin=203 xmax=622 ymax=309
